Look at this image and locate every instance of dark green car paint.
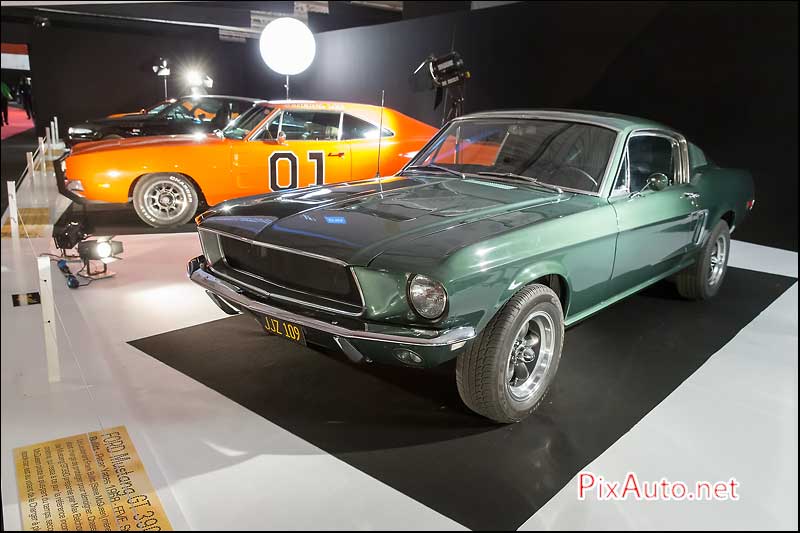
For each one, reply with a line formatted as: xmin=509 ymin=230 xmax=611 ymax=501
xmin=195 ymin=110 xmax=754 ymax=367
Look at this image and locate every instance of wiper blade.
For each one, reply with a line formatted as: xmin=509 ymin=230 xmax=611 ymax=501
xmin=403 ymin=164 xmax=466 ymax=179
xmin=476 ymin=172 xmax=564 ymax=194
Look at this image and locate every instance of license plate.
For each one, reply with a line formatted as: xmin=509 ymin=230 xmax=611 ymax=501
xmin=262 ymin=314 xmax=306 ymax=345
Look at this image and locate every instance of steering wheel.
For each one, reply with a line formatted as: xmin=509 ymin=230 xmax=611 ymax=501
xmin=560 ymin=166 xmax=598 ymax=189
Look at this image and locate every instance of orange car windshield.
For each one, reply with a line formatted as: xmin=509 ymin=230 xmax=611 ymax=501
xmin=221 ymin=106 xmax=273 ymax=140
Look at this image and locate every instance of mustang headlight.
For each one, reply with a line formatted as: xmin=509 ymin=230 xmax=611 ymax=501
xmin=68 ymin=127 xmax=94 ymax=135
xmin=408 ymin=274 xmax=447 ymax=319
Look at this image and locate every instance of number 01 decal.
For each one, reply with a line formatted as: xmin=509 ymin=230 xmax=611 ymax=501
xmin=269 ymin=150 xmax=326 ymax=191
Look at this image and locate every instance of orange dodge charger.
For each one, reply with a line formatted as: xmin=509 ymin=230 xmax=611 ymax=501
xmin=56 ymin=100 xmax=437 ymax=227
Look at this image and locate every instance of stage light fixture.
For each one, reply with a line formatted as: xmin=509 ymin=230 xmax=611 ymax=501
xmin=259 ymin=17 xmax=316 ymax=99
xmin=185 ymin=69 xmax=203 ymax=87
xmin=53 ymin=222 xmax=87 ymax=252
xmin=412 ymin=51 xmax=471 ymax=124
xmin=152 ymin=57 xmax=171 ymax=98
xmin=78 ymin=239 xmax=122 ymax=261
xmin=78 ymin=238 xmax=123 ymax=277
xmin=429 ymin=51 xmax=470 ymax=89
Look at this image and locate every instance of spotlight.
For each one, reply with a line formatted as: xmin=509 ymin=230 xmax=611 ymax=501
xmin=53 ymin=221 xmax=87 ymax=252
xmin=152 ymin=57 xmax=170 ymax=98
xmin=185 ymin=69 xmax=203 ymax=87
xmin=78 ymin=238 xmax=123 ymax=278
xmin=33 ymin=16 xmax=50 ymax=28
xmin=412 ymin=50 xmax=471 ymax=123
xmin=78 ymin=238 xmax=122 ymax=261
xmin=429 ymin=52 xmax=470 ymax=89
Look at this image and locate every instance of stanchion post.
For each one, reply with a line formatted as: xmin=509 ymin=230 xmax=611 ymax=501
xmin=26 ymin=151 xmax=35 ymax=178
xmin=53 ymin=116 xmax=60 ymax=145
xmin=45 ymin=126 xmax=52 ymax=157
xmin=37 ymin=256 xmax=61 ymax=383
xmin=38 ymin=137 xmax=46 ymax=173
xmin=7 ymin=180 xmax=19 ymax=239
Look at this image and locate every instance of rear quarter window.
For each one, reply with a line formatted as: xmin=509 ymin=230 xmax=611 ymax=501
xmin=688 ymin=142 xmax=713 ymax=170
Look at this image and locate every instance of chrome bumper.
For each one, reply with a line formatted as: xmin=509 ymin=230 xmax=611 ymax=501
xmin=187 ymin=256 xmax=476 ymax=348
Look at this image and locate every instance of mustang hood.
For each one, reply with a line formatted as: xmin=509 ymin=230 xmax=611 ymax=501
xmin=200 ymin=175 xmax=590 ymax=267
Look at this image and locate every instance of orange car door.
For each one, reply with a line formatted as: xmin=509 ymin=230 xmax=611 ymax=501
xmin=343 ymin=113 xmax=395 ymax=179
xmin=233 ymin=109 xmax=351 ymax=197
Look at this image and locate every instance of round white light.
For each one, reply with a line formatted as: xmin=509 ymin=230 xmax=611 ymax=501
xmin=259 ymin=17 xmax=316 ymax=76
xmin=408 ymin=274 xmax=447 ymax=319
xmin=95 ymin=241 xmax=112 ymax=259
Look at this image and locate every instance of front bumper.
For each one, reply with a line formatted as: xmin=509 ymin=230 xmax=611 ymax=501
xmin=187 ymin=255 xmax=476 ymax=367
xmin=54 ymin=153 xmax=89 ymax=204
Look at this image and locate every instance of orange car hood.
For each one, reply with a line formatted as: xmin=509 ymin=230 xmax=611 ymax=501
xmin=70 ymin=134 xmax=223 ymax=155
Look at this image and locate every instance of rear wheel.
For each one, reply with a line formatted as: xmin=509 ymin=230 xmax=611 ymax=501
xmin=456 ymin=284 xmax=564 ymax=423
xmin=132 ymin=173 xmax=199 ymax=228
xmin=676 ymin=219 xmax=730 ymax=300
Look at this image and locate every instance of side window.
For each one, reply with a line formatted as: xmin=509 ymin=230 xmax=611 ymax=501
xmin=265 ymin=111 xmax=282 ymax=139
xmin=276 ymin=110 xmax=341 ymax=141
xmin=229 ymin=100 xmax=252 ymax=122
xmin=341 ymin=114 xmax=393 ymax=140
xmin=688 ymin=142 xmax=710 ymax=170
xmin=192 ymin=99 xmax=224 ymax=122
xmin=164 ymin=102 xmax=195 ymax=121
xmin=613 ymin=153 xmax=629 ymax=192
xmin=627 ymin=135 xmax=677 ymax=192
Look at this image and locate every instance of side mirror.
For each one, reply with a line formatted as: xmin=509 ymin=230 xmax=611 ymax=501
xmin=647 ymin=172 xmax=670 ymax=192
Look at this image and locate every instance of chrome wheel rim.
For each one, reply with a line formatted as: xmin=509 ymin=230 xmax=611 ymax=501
xmin=708 ymin=235 xmax=727 ymax=286
xmin=143 ymin=179 xmax=188 ymax=223
xmin=506 ymin=310 xmax=555 ymax=402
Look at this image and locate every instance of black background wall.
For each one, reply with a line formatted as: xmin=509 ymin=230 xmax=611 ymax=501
xmin=284 ymin=1 xmax=798 ymax=252
xmin=1 ymin=1 xmax=796 ymax=251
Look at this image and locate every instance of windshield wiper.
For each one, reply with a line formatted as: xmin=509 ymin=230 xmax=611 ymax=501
xmin=476 ymin=172 xmax=564 ymax=194
xmin=402 ymin=164 xmax=466 ymax=179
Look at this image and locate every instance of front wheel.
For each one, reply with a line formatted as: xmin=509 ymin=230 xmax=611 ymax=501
xmin=675 ymin=219 xmax=730 ymax=300
xmin=456 ymin=284 xmax=564 ymax=423
xmin=133 ymin=173 xmax=199 ymax=228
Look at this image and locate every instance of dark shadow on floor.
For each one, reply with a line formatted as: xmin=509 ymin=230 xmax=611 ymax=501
xmin=54 ymin=202 xmax=196 ymax=236
xmin=130 ymin=268 xmax=795 ymax=530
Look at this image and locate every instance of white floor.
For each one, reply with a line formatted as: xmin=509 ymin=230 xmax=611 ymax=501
xmin=1 ymin=168 xmax=797 ymax=530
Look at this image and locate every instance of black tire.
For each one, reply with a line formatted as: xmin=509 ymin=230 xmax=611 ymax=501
xmin=456 ymin=284 xmax=564 ymax=423
xmin=676 ymin=219 xmax=731 ymax=300
xmin=132 ymin=173 xmax=199 ymax=228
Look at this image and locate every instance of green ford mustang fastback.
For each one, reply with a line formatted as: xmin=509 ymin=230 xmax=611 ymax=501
xmin=188 ymin=110 xmax=755 ymax=423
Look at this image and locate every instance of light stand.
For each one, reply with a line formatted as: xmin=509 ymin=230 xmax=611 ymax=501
xmin=152 ymin=58 xmax=170 ymax=99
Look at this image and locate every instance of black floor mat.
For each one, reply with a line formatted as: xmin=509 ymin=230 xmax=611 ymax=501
xmin=130 ymin=268 xmax=795 ymax=530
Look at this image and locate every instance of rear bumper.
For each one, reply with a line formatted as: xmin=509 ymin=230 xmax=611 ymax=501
xmin=187 ymin=255 xmax=476 ymax=367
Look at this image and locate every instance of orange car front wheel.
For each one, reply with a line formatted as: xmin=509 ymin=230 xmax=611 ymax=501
xmin=132 ymin=173 xmax=200 ymax=228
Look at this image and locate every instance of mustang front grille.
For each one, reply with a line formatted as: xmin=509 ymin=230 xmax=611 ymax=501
xmin=201 ymin=230 xmax=363 ymax=314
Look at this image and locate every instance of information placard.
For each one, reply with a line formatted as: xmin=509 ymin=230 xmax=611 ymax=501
xmin=13 ymin=426 xmax=172 ymax=531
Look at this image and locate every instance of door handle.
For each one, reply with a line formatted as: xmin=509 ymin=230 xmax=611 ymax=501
xmin=681 ymin=192 xmax=700 ymax=200
xmin=327 ymin=152 xmax=345 ymax=158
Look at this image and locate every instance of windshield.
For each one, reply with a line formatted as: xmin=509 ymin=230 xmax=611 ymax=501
xmin=407 ymin=118 xmax=617 ymax=193
xmin=220 ymin=105 xmax=273 ymax=140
